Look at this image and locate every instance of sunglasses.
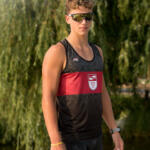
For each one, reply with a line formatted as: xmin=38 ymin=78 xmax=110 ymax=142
xmin=68 ymin=12 xmax=93 ymax=22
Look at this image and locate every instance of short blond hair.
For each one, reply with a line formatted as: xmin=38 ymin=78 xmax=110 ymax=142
xmin=65 ymin=0 xmax=95 ymax=14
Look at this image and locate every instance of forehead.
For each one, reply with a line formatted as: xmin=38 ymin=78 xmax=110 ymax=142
xmin=69 ymin=6 xmax=92 ymax=14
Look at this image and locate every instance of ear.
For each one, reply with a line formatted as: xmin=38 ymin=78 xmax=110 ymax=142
xmin=65 ymin=15 xmax=71 ymax=24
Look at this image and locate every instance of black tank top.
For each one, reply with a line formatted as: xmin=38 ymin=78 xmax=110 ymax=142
xmin=56 ymin=38 xmax=104 ymax=143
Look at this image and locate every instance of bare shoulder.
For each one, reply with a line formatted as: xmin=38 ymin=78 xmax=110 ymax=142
xmin=95 ymin=44 xmax=104 ymax=61
xmin=42 ymin=42 xmax=66 ymax=72
xmin=43 ymin=42 xmax=65 ymax=62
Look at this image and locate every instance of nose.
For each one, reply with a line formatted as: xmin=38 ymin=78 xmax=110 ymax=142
xmin=81 ymin=18 xmax=87 ymax=24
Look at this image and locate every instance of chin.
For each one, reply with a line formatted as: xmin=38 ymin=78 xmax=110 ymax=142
xmin=78 ymin=31 xmax=89 ymax=36
xmin=77 ymin=30 xmax=89 ymax=35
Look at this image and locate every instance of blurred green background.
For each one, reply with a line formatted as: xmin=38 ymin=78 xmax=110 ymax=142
xmin=0 ymin=0 xmax=150 ymax=150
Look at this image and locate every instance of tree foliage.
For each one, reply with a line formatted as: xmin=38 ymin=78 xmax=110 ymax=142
xmin=0 ymin=0 xmax=149 ymax=149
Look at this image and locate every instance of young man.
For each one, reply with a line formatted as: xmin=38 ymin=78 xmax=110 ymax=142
xmin=42 ymin=0 xmax=124 ymax=150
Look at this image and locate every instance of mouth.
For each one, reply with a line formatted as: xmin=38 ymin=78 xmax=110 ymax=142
xmin=79 ymin=27 xmax=88 ymax=30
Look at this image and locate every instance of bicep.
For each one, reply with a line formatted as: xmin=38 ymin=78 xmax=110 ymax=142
xmin=42 ymin=46 xmax=64 ymax=100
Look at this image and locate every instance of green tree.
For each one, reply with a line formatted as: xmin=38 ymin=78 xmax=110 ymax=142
xmin=0 ymin=0 xmax=149 ymax=150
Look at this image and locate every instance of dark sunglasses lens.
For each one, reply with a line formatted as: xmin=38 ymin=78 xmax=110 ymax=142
xmin=72 ymin=13 xmax=93 ymax=22
xmin=72 ymin=14 xmax=83 ymax=22
xmin=84 ymin=14 xmax=93 ymax=21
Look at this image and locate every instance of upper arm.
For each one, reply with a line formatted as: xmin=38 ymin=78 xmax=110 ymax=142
xmin=42 ymin=43 xmax=65 ymax=100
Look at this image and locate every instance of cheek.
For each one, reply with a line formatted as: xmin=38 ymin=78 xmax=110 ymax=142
xmin=70 ymin=22 xmax=79 ymax=30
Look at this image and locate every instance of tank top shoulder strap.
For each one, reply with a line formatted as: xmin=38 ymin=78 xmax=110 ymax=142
xmin=59 ymin=39 xmax=68 ymax=52
xmin=59 ymin=39 xmax=70 ymax=73
xmin=89 ymin=42 xmax=103 ymax=59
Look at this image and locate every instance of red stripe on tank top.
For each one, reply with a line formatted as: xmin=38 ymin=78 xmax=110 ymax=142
xmin=57 ymin=71 xmax=103 ymax=96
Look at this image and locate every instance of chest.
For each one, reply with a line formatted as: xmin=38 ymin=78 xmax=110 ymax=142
xmin=64 ymin=49 xmax=103 ymax=73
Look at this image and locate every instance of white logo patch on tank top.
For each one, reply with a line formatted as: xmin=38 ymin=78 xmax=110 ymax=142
xmin=73 ymin=57 xmax=79 ymax=62
xmin=88 ymin=74 xmax=97 ymax=90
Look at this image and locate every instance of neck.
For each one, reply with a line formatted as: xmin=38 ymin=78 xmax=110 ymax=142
xmin=66 ymin=32 xmax=89 ymax=47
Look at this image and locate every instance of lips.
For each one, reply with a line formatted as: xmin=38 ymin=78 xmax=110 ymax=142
xmin=79 ymin=27 xmax=88 ymax=30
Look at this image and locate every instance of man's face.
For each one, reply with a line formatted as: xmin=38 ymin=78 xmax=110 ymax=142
xmin=65 ymin=6 xmax=93 ymax=36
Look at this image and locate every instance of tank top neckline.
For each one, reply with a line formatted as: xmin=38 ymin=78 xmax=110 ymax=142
xmin=64 ymin=38 xmax=95 ymax=62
